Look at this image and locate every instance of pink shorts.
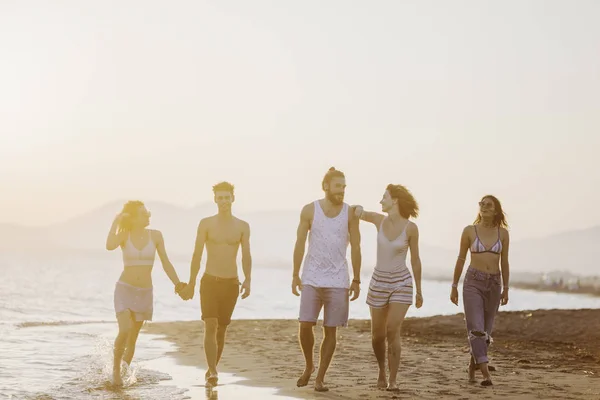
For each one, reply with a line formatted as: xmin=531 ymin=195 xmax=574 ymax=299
xmin=299 ymin=285 xmax=349 ymax=327
xmin=114 ymin=281 xmax=153 ymax=321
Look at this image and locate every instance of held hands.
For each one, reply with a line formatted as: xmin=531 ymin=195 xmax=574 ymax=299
xmin=240 ymin=279 xmax=251 ymax=299
xmin=174 ymin=282 xmax=187 ymax=294
xmin=178 ymin=282 xmax=195 ymax=300
xmin=175 ymin=282 xmax=191 ymax=300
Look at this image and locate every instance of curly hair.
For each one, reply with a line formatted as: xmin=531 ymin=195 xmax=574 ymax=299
xmin=387 ymin=184 xmax=419 ymax=219
xmin=117 ymin=200 xmax=146 ymax=233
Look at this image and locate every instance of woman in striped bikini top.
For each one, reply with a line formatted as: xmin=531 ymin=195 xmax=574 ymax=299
xmin=470 ymin=225 xmax=503 ymax=255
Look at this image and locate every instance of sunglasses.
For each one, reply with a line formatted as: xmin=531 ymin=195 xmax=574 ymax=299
xmin=478 ymin=201 xmax=494 ymax=209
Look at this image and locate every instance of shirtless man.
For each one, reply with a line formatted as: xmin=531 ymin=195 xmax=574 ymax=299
xmin=292 ymin=167 xmax=362 ymax=392
xmin=179 ymin=181 xmax=252 ymax=387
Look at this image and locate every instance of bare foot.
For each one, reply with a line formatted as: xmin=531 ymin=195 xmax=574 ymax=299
xmin=481 ymin=378 xmax=493 ymax=386
xmin=377 ymin=371 xmax=388 ymax=389
xmin=296 ymin=366 xmax=315 ymax=387
xmin=314 ymin=380 xmax=329 ymax=392
xmin=205 ymin=371 xmax=218 ymax=387
xmin=386 ymin=382 xmax=400 ymax=392
xmin=112 ymin=370 xmax=123 ymax=387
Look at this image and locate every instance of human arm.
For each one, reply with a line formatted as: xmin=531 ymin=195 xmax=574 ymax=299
xmin=408 ymin=223 xmax=423 ymax=308
xmin=105 ymin=214 xmax=127 ymax=250
xmin=292 ymin=204 xmax=311 ymax=296
xmin=240 ymin=221 xmax=252 ymax=299
xmin=179 ymin=219 xmax=208 ymax=300
xmin=500 ymin=228 xmax=510 ymax=305
xmin=351 ymin=205 xmax=385 ymax=227
xmin=348 ymin=211 xmax=362 ymax=301
xmin=154 ymin=230 xmax=184 ymax=292
xmin=450 ymin=226 xmax=471 ymax=305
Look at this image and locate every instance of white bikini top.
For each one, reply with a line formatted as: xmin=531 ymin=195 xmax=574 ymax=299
xmin=375 ymin=217 xmax=410 ymax=272
xmin=122 ymin=230 xmax=156 ymax=267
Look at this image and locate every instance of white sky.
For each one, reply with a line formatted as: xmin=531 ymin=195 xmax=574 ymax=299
xmin=1 ymin=0 xmax=599 ymax=248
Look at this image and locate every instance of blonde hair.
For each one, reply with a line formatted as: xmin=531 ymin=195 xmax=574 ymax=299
xmin=118 ymin=200 xmax=145 ymax=233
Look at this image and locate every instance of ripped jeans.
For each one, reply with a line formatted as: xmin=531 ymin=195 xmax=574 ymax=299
xmin=463 ymin=266 xmax=502 ymax=365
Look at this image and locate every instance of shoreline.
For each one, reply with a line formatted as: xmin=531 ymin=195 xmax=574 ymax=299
xmin=507 ymin=282 xmax=600 ymax=297
xmin=426 ymin=275 xmax=600 ymax=298
xmin=144 ymin=309 xmax=600 ymax=399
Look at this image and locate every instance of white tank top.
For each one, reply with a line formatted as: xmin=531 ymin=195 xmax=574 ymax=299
xmin=375 ymin=217 xmax=410 ymax=273
xmin=301 ymin=201 xmax=350 ymax=288
xmin=122 ymin=230 xmax=156 ymax=267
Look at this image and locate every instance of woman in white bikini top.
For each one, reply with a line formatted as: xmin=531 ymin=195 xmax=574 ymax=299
xmin=352 ymin=184 xmax=423 ymax=392
xmin=105 ymin=200 xmax=185 ymax=386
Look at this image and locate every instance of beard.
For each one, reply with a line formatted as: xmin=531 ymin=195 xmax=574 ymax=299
xmin=326 ymin=191 xmax=344 ymax=205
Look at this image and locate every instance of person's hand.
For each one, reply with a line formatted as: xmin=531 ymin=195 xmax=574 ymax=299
xmin=179 ymin=283 xmax=195 ymax=300
xmin=450 ymin=286 xmax=459 ymax=305
xmin=240 ymin=279 xmax=251 ymax=299
xmin=349 ymin=280 xmax=360 ymax=301
xmin=174 ymin=282 xmax=187 ymax=295
xmin=351 ymin=205 xmax=364 ymax=219
xmin=500 ymin=288 xmax=509 ymax=306
xmin=292 ymin=276 xmax=302 ymax=296
xmin=415 ymin=292 xmax=423 ymax=308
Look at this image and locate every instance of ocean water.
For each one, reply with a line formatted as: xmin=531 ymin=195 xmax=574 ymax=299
xmin=2 ymin=252 xmax=600 ymax=399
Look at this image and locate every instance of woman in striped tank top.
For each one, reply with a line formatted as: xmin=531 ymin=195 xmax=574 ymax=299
xmin=353 ymin=184 xmax=423 ymax=392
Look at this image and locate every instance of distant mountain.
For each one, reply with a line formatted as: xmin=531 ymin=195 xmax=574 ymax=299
xmin=0 ymin=201 xmax=455 ymax=275
xmin=427 ymin=226 xmax=600 ymax=280
xmin=42 ymin=199 xmax=215 ymax=255
xmin=509 ymin=226 xmax=600 ymax=277
xmin=0 ymin=201 xmax=598 ymax=278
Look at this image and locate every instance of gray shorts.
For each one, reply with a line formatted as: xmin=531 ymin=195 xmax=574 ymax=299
xmin=299 ymin=285 xmax=349 ymax=327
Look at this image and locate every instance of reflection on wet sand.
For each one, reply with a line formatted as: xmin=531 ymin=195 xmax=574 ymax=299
xmin=145 ymin=355 xmax=298 ymax=400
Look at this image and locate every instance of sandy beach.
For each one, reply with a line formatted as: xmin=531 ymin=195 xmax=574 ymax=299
xmin=144 ymin=309 xmax=600 ymax=399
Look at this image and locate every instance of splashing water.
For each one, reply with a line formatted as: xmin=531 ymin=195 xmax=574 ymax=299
xmin=10 ymin=323 xmax=188 ymax=400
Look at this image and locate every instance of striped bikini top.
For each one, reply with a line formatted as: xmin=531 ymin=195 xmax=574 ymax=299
xmin=470 ymin=225 xmax=502 ymax=254
xmin=122 ymin=230 xmax=156 ymax=267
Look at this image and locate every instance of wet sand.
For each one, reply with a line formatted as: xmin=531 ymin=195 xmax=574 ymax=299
xmin=144 ymin=309 xmax=600 ymax=399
